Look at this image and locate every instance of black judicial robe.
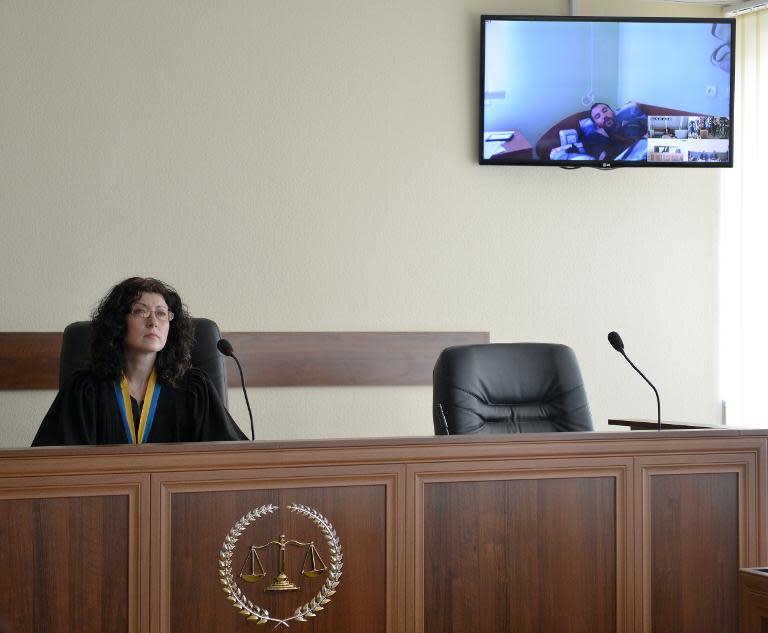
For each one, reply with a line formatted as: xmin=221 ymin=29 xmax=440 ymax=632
xmin=32 ymin=368 xmax=248 ymax=446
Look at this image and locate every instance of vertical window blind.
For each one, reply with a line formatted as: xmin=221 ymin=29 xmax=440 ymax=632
xmin=720 ymin=9 xmax=768 ymax=426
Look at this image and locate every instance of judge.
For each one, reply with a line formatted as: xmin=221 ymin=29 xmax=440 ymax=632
xmin=32 ymin=277 xmax=248 ymax=446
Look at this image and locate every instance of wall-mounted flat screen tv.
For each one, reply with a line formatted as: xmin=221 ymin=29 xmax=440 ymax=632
xmin=480 ymin=16 xmax=735 ymax=168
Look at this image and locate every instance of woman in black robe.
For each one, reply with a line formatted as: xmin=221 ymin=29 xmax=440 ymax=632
xmin=32 ymin=277 xmax=247 ymax=446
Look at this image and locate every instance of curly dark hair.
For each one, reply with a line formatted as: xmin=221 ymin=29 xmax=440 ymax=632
xmin=90 ymin=277 xmax=195 ymax=386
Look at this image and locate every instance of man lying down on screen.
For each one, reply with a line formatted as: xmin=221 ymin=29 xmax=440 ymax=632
xmin=551 ymin=102 xmax=648 ymax=162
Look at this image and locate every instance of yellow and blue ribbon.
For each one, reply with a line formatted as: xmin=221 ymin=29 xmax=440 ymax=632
xmin=114 ymin=368 xmax=161 ymax=444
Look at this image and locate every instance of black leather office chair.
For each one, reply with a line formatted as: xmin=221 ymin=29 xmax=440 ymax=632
xmin=59 ymin=318 xmax=228 ymax=406
xmin=432 ymin=343 xmax=592 ymax=435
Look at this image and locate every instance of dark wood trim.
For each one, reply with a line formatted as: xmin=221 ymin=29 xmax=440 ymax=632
xmin=0 ymin=331 xmax=489 ymax=390
xmin=222 ymin=331 xmax=489 ymax=387
xmin=0 ymin=332 xmax=62 ymax=390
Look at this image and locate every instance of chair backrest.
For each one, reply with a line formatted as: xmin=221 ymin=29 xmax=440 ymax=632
xmin=59 ymin=318 xmax=228 ymax=406
xmin=432 ymin=343 xmax=592 ymax=435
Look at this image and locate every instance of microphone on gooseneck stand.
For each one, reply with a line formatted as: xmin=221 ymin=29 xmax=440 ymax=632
xmin=607 ymin=331 xmax=662 ymax=431
xmin=217 ymin=338 xmax=255 ymax=441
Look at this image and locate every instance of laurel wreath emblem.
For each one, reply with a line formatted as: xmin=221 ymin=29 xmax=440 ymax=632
xmin=218 ymin=503 xmax=343 ymax=628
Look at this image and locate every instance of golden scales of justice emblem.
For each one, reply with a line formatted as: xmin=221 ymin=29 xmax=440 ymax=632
xmin=238 ymin=533 xmax=327 ymax=592
xmin=218 ymin=503 xmax=343 ymax=628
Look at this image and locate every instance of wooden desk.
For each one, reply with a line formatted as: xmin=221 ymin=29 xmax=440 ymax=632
xmin=0 ymin=429 xmax=765 ymax=633
xmin=486 ymin=132 xmax=533 ymax=160
xmin=740 ymin=568 xmax=768 ymax=632
xmin=609 ymin=418 xmax=723 ymax=431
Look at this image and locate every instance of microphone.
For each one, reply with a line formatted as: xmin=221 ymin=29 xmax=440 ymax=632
xmin=217 ymin=338 xmax=234 ymax=357
xmin=607 ymin=331 xmax=624 ymax=353
xmin=217 ymin=338 xmax=255 ymax=441
xmin=607 ymin=331 xmax=662 ymax=431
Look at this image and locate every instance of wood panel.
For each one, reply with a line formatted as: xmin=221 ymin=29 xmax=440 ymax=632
xmin=223 ymin=331 xmax=488 ymax=387
xmin=0 ymin=494 xmax=129 ymax=633
xmin=166 ymin=486 xmax=385 ymax=633
xmin=409 ymin=458 xmax=632 ymax=633
xmin=649 ymin=472 xmax=739 ymax=633
xmin=151 ymin=466 xmax=404 ymax=633
xmin=0 ymin=332 xmax=61 ymax=390
xmin=0 ymin=476 xmax=149 ymax=633
xmin=422 ymin=477 xmax=617 ymax=633
xmin=636 ymin=451 xmax=760 ymax=633
xmin=0 ymin=331 xmax=489 ymax=389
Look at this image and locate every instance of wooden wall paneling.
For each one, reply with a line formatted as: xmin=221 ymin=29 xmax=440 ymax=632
xmin=636 ymin=453 xmax=760 ymax=633
xmin=223 ymin=331 xmax=490 ymax=387
xmin=0 ymin=331 xmax=489 ymax=389
xmin=0 ymin=332 xmax=61 ymax=390
xmin=408 ymin=458 xmax=633 ymax=633
xmin=0 ymin=474 xmax=150 ymax=633
xmin=150 ymin=465 xmax=405 ymax=633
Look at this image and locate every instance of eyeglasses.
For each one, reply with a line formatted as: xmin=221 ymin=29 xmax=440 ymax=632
xmin=128 ymin=307 xmax=174 ymax=322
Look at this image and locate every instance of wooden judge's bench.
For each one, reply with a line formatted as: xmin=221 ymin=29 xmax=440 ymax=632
xmin=0 ymin=428 xmax=766 ymax=633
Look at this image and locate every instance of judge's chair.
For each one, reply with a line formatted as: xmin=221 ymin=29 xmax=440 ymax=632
xmin=59 ymin=318 xmax=228 ymax=406
xmin=432 ymin=343 xmax=593 ymax=435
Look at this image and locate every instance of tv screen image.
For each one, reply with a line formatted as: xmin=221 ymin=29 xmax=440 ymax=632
xmin=480 ymin=16 xmax=735 ymax=168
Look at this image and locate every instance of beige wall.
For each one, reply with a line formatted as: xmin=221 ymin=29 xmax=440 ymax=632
xmin=0 ymin=0 xmax=724 ymax=446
